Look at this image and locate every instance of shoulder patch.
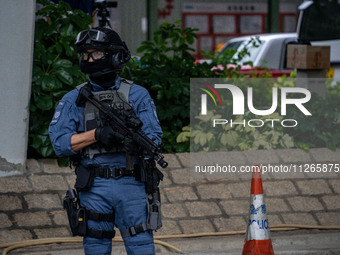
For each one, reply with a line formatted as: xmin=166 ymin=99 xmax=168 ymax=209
xmin=150 ymin=99 xmax=160 ymax=124
xmin=50 ymin=102 xmax=64 ymax=125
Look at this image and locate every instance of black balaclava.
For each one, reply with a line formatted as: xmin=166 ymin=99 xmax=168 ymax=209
xmin=89 ymin=69 xmax=117 ymax=89
xmin=78 ymin=27 xmax=125 ymax=89
xmin=80 ymin=57 xmax=110 ymax=75
xmin=80 ymin=54 xmax=117 ymax=89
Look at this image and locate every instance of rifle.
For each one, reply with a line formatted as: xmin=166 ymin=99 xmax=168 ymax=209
xmin=77 ymin=83 xmax=168 ymax=169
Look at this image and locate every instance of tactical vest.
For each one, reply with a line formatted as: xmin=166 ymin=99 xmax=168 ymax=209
xmin=77 ymin=79 xmax=133 ymax=159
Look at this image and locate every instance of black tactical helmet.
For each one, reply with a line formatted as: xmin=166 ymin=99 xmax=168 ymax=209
xmin=75 ymin=27 xmax=122 ymax=51
xmin=75 ymin=27 xmax=131 ymax=72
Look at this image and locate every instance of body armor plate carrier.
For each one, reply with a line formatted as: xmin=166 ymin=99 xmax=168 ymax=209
xmin=77 ymin=79 xmax=133 ymax=159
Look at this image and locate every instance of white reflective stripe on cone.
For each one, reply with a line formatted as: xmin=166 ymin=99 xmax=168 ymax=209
xmin=246 ymin=194 xmax=271 ymax=240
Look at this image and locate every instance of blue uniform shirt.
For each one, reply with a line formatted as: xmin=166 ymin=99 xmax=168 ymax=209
xmin=49 ymin=76 xmax=162 ymax=168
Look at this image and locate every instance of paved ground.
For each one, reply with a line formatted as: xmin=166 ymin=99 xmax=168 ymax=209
xmin=0 ymin=148 xmax=340 ymax=254
xmin=3 ymin=230 xmax=340 ymax=254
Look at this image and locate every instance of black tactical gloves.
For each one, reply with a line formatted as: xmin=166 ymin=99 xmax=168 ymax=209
xmin=95 ymin=124 xmax=140 ymax=154
xmin=95 ymin=124 xmax=124 ymax=149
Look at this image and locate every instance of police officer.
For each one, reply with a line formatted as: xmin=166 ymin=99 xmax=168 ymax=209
xmin=49 ymin=27 xmax=162 ymax=255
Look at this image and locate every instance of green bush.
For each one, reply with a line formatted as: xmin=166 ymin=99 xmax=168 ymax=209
xmin=29 ymin=0 xmax=92 ymax=158
xmin=121 ymin=23 xmax=293 ymax=153
xmin=283 ymin=90 xmax=340 ymax=151
xmin=121 ymin=22 xmax=239 ymax=152
xmin=178 ymin=111 xmax=294 ymax=152
xmin=181 ymin=77 xmax=296 ymax=152
xmin=181 ymin=77 xmax=340 ymax=152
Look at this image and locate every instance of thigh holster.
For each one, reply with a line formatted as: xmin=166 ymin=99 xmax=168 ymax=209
xmin=119 ymin=189 xmax=162 ymax=238
xmin=63 ymin=189 xmax=115 ymax=239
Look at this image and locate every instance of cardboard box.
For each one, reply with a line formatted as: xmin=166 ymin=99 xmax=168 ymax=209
xmin=286 ymin=44 xmax=330 ymax=69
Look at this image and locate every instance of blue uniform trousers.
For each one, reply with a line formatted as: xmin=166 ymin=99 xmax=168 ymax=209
xmin=79 ymin=176 xmax=155 ymax=255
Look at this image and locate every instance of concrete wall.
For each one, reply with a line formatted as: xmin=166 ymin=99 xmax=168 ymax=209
xmin=0 ymin=0 xmax=35 ymax=176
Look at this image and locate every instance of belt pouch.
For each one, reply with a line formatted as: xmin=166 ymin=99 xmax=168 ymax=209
xmin=75 ymin=165 xmax=94 ymax=191
xmin=146 ymin=189 xmax=162 ymax=230
xmin=63 ymin=189 xmax=78 ymax=236
xmin=75 ymin=207 xmax=87 ymax=236
xmin=63 ymin=189 xmax=87 ymax=236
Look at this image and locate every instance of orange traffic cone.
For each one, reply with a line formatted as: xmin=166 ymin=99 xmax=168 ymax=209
xmin=242 ymin=166 xmax=274 ymax=255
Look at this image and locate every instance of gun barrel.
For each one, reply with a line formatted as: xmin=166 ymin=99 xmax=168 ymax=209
xmin=157 ymin=157 xmax=168 ymax=168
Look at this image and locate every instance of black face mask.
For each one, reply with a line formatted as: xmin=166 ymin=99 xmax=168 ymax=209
xmin=89 ymin=71 xmax=117 ymax=89
xmin=80 ymin=57 xmax=111 ymax=75
xmin=80 ymin=56 xmax=116 ymax=89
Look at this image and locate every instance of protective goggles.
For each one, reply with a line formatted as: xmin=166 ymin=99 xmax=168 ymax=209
xmin=75 ymin=29 xmax=108 ymax=46
xmin=80 ymin=50 xmax=108 ymax=61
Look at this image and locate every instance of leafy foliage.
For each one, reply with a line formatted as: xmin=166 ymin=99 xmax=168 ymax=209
xmin=29 ymin=0 xmax=92 ymax=158
xmin=121 ymin=22 xmax=224 ymax=152
xmin=283 ymin=90 xmax=340 ymax=151
xmin=178 ymin=111 xmax=294 ymax=152
xmin=183 ymin=77 xmax=296 ymax=152
xmin=182 ymin=77 xmax=340 ymax=152
xmin=120 ymin=22 xmax=299 ymax=153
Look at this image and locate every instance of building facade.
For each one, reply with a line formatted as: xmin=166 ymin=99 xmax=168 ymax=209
xmin=111 ymin=0 xmax=303 ymax=57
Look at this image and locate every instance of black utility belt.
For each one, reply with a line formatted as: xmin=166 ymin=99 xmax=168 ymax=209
xmin=75 ymin=164 xmax=141 ymax=191
xmin=88 ymin=164 xmax=140 ymax=179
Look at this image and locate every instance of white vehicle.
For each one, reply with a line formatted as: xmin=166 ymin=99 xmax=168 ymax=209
xmin=219 ymin=32 xmax=340 ymax=78
xmin=219 ymin=33 xmax=297 ymax=77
